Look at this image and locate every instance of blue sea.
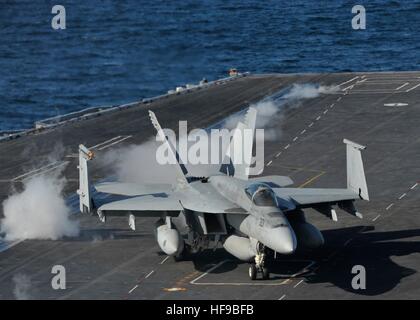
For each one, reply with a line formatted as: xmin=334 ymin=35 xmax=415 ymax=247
xmin=1 ymin=0 xmax=419 ymax=130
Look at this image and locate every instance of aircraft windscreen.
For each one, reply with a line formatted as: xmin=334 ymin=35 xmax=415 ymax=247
xmin=245 ymin=183 xmax=278 ymax=207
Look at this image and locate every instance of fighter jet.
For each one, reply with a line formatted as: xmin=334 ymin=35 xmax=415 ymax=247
xmin=77 ymin=108 xmax=369 ymax=280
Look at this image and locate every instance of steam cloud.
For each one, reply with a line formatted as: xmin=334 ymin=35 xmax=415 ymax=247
xmin=99 ymin=83 xmax=338 ymax=181
xmin=283 ymin=83 xmax=338 ymax=100
xmin=99 ymin=137 xmax=220 ymax=184
xmin=0 ymin=172 xmax=79 ymax=241
xmin=12 ymin=273 xmax=32 ymax=300
xmin=226 ymin=83 xmax=338 ymax=140
xmin=99 ymin=139 xmax=180 ymax=184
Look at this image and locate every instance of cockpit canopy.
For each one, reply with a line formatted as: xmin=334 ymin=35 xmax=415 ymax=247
xmin=245 ymin=183 xmax=278 ymax=207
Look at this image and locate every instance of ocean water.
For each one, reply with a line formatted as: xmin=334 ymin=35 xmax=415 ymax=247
xmin=0 ymin=0 xmax=419 ymax=130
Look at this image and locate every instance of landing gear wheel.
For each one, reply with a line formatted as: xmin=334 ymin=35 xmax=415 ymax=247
xmin=173 ymin=253 xmax=184 ymax=262
xmin=249 ymin=264 xmax=257 ymax=280
xmin=253 ymin=242 xmax=269 ymax=280
xmin=262 ymin=267 xmax=270 ymax=280
xmin=173 ymin=244 xmax=190 ymax=262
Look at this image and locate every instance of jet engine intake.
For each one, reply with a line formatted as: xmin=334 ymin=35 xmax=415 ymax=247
xmin=291 ymin=221 xmax=324 ymax=249
xmin=223 ymin=234 xmax=256 ymax=261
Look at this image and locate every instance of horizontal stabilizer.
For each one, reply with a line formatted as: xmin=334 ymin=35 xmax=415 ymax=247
xmin=179 ymin=183 xmax=247 ymax=214
xmin=249 ymin=175 xmax=293 ymax=188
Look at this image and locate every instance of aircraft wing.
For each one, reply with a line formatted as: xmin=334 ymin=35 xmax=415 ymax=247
xmin=271 ymin=139 xmax=369 ymax=221
xmin=273 ymin=188 xmax=359 ymax=206
xmin=97 ymin=194 xmax=183 ymax=217
xmin=95 ymin=182 xmax=173 ymax=196
xmin=96 ymin=180 xmax=247 ymax=218
xmin=273 ymin=187 xmax=362 ymax=220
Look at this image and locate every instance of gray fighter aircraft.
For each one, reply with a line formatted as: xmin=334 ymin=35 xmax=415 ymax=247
xmin=78 ymin=108 xmax=369 ymax=280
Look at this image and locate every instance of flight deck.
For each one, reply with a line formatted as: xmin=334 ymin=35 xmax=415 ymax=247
xmin=1 ymin=71 xmax=420 ymax=299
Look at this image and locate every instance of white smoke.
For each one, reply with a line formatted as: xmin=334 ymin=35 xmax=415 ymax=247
xmin=283 ymin=83 xmax=338 ymax=100
xmin=99 ymin=83 xmax=338 ymax=181
xmin=99 ymin=139 xmax=179 ymax=184
xmin=0 ymin=173 xmax=79 ymax=241
xmin=99 ymin=135 xmax=223 ymax=183
xmin=226 ymin=83 xmax=338 ymax=141
xmin=12 ymin=273 xmax=31 ymax=300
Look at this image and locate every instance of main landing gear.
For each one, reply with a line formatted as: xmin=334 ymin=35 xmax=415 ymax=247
xmin=249 ymin=243 xmax=270 ymax=280
xmin=173 ymin=244 xmax=191 ymax=262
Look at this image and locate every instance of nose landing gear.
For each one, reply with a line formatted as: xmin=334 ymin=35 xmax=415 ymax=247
xmin=249 ymin=242 xmax=270 ymax=280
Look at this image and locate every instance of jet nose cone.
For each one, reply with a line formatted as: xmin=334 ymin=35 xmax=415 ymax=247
xmin=282 ymin=230 xmax=297 ymax=254
xmin=272 ymin=227 xmax=297 ymax=255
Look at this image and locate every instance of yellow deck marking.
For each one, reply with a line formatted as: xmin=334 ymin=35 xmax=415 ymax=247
xmin=298 ymin=172 xmax=325 ymax=188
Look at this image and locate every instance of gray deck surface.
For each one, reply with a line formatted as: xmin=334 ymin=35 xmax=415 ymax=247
xmin=1 ymin=71 xmax=420 ymax=299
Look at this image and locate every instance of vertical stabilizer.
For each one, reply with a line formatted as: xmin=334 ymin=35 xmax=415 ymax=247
xmin=343 ymin=139 xmax=369 ymax=201
xmin=220 ymin=107 xmax=257 ymax=180
xmin=78 ymin=144 xmax=94 ymax=213
xmin=149 ymin=110 xmax=189 ymax=186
